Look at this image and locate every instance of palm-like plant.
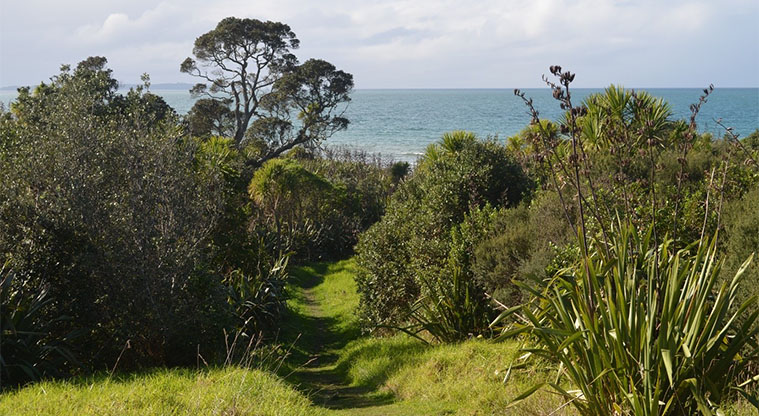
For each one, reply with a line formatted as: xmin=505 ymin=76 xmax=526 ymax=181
xmin=496 ymin=223 xmax=759 ymax=415
xmin=1 ymin=265 xmax=77 ymax=388
xmin=581 ymin=85 xmax=673 ymax=151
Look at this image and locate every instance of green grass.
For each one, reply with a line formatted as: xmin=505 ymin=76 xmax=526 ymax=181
xmin=0 ymin=367 xmax=324 ymax=416
xmin=332 ymin=335 xmax=572 ymax=415
xmin=2 ymin=258 xmax=753 ymax=415
xmin=283 ymin=258 xmax=572 ymax=415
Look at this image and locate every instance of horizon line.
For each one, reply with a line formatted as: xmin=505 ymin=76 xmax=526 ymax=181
xmin=2 ymin=85 xmax=758 ymax=92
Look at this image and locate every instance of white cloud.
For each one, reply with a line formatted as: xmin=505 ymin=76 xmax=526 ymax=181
xmin=1 ymin=0 xmax=756 ymax=87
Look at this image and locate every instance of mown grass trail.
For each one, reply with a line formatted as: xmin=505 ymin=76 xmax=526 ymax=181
xmin=284 ymin=260 xmax=403 ymax=414
xmin=282 ymin=259 xmax=568 ymax=415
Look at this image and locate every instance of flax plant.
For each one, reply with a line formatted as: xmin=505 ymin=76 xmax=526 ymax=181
xmin=497 ymin=223 xmax=759 ymax=414
xmin=498 ymin=67 xmax=759 ymax=414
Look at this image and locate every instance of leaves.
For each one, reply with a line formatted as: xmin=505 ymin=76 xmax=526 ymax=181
xmin=497 ymin=223 xmax=759 ymax=415
xmin=182 ymin=17 xmax=352 ymax=150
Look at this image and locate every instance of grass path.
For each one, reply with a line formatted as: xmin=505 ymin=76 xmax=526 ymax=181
xmin=3 ymin=259 xmax=753 ymax=414
xmin=282 ymin=259 xmax=567 ymax=415
xmin=284 ymin=260 xmax=406 ymax=414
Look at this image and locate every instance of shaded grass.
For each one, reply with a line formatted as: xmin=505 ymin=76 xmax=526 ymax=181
xmin=332 ymin=335 xmax=574 ymax=415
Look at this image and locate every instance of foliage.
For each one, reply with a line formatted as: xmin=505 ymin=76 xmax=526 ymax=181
xmin=0 ymin=57 xmax=294 ymax=380
xmin=249 ymin=157 xmax=341 ymax=259
xmin=0 ymin=265 xmax=78 ymax=387
xmin=498 ymin=68 xmax=759 ymax=414
xmin=297 ymin=147 xmax=396 ymax=258
xmin=192 ymin=134 xmax=294 ymax=353
xmin=225 ymin=252 xmax=289 ymax=340
xmin=0 ymin=57 xmax=225 ymax=371
xmin=355 ymin=132 xmax=531 ymax=338
xmin=184 ymin=97 xmax=234 ymax=138
xmin=181 ymin=17 xmax=353 ymax=163
xmin=722 ymin=185 xmax=759 ymax=321
xmin=472 ymin=191 xmax=575 ymax=307
xmin=496 ymin=224 xmax=759 ymax=415
xmin=247 ymin=147 xmax=394 ymax=262
xmin=389 ymin=161 xmax=410 ymax=183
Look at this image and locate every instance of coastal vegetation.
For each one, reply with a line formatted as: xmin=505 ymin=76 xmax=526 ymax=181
xmin=1 ymin=16 xmax=759 ymax=415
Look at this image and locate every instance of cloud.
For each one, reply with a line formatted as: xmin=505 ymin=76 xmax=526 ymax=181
xmin=1 ymin=0 xmax=757 ymax=87
xmin=71 ymin=3 xmax=190 ymax=45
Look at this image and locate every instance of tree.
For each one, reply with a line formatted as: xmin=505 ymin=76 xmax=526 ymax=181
xmin=181 ymin=17 xmax=353 ymax=165
xmin=185 ymin=98 xmax=235 ymax=137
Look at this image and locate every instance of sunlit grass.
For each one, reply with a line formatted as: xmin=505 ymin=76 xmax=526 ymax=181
xmin=0 ymin=367 xmax=324 ymax=416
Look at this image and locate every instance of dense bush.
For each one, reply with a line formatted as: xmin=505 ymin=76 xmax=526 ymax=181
xmin=0 ymin=58 xmax=292 ymax=385
xmin=495 ymin=69 xmax=759 ymax=413
xmin=249 ymin=157 xmax=341 ymax=259
xmin=0 ymin=58 xmax=224 ymax=372
xmin=0 ymin=265 xmax=78 ymax=386
xmin=722 ymin=185 xmax=759 ymax=320
xmin=248 ymin=147 xmax=395 ymax=262
xmin=355 ymin=132 xmax=532 ymax=338
xmin=471 ymin=191 xmax=575 ymax=307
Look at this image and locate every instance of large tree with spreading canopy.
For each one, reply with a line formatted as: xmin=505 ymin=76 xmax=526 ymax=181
xmin=181 ymin=17 xmax=353 ymax=166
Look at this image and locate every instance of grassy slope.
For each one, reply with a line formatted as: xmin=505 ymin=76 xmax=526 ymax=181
xmin=2 ymin=258 xmax=753 ymax=415
xmin=0 ymin=367 xmax=324 ymax=416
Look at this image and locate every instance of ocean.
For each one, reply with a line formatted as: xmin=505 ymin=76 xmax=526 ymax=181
xmin=2 ymin=88 xmax=757 ymax=162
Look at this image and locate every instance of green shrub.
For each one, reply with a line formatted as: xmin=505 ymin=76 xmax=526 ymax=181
xmin=471 ymin=191 xmax=575 ymax=307
xmin=722 ymin=185 xmax=759 ymax=321
xmin=356 ymin=132 xmax=531 ymax=338
xmin=0 ymin=58 xmax=279 ymax=374
xmin=248 ymin=148 xmax=394 ymax=262
xmin=0 ymin=265 xmax=78 ymax=387
xmin=297 ymin=147 xmax=395 ymax=259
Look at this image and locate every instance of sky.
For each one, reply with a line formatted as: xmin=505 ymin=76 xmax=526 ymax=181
xmin=1 ymin=0 xmax=758 ymax=89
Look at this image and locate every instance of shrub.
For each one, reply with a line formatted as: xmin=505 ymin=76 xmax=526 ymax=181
xmin=248 ymin=147 xmax=394 ymax=262
xmin=472 ymin=191 xmax=575 ymax=307
xmin=0 ymin=58 xmax=271 ymax=374
xmin=249 ymin=157 xmax=339 ymax=257
xmin=355 ymin=132 xmax=531 ymax=337
xmin=0 ymin=265 xmax=78 ymax=387
xmin=500 ymin=69 xmax=759 ymax=414
xmin=722 ymin=185 xmax=759 ymax=320
xmin=297 ymin=147 xmax=395 ymax=259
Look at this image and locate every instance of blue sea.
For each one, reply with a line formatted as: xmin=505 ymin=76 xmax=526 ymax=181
xmin=2 ymin=88 xmax=757 ymax=162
